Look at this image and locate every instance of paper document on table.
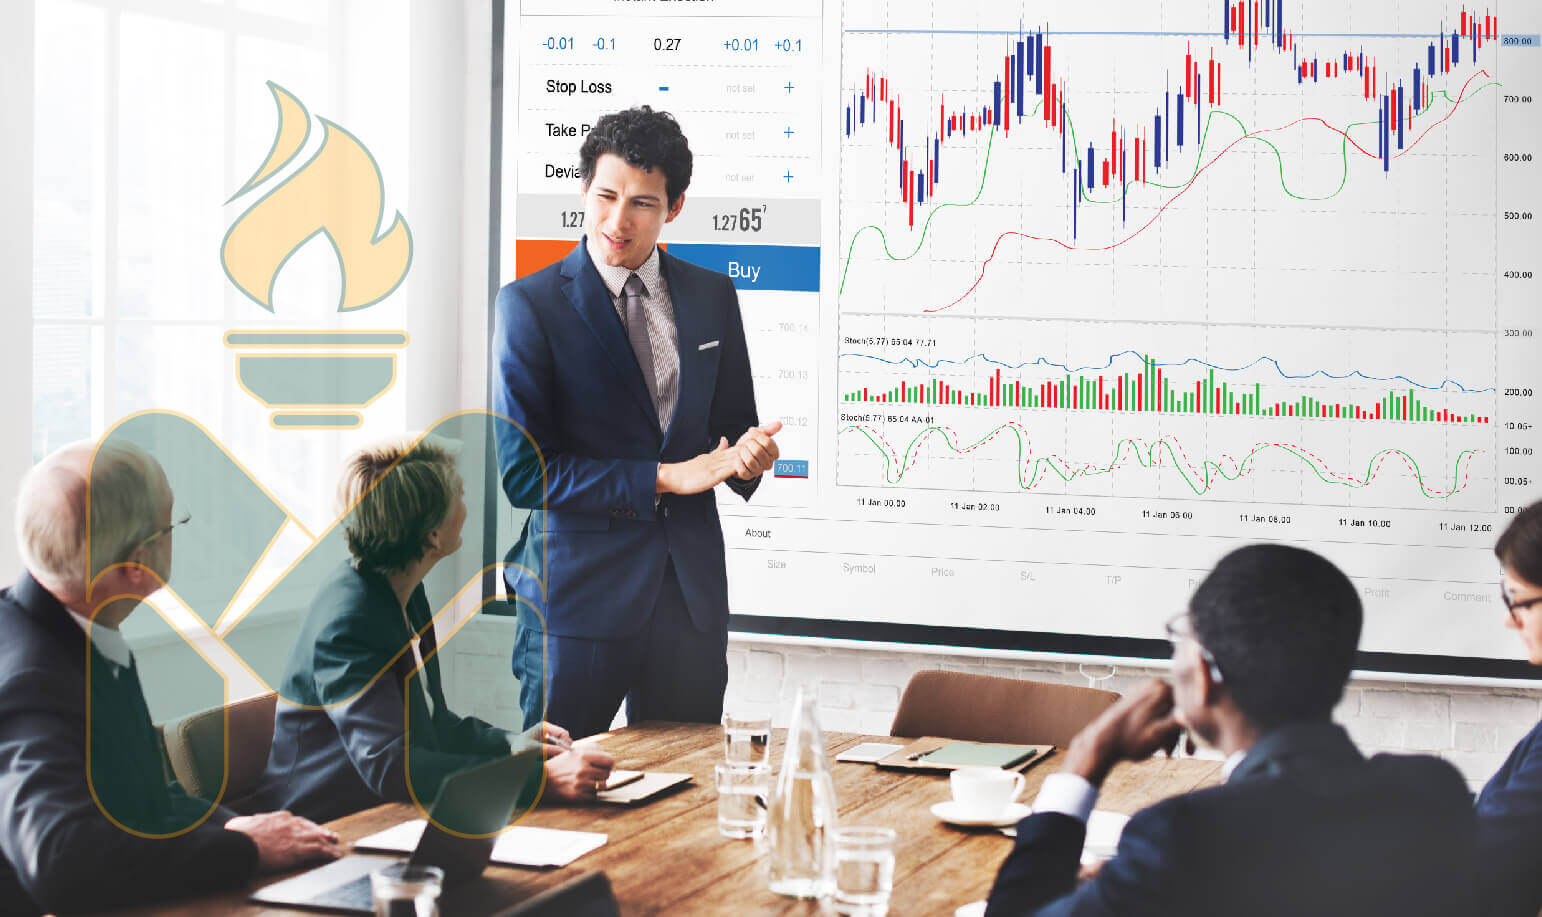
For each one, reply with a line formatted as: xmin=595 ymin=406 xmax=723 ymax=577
xmin=836 ymin=742 xmax=905 ymax=763
xmin=353 ymin=820 xmax=606 ymax=868
xmin=596 ymin=771 xmax=691 ymax=804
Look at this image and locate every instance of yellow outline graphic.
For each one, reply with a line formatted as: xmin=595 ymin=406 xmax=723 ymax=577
xmin=79 ymin=410 xmax=552 ymax=835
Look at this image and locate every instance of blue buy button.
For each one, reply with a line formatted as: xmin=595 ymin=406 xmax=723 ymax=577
xmin=774 ymin=459 xmax=809 ymax=479
xmin=667 ymin=244 xmax=819 ymax=292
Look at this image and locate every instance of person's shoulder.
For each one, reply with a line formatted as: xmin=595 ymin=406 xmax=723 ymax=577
xmin=499 ymin=254 xmax=575 ymax=300
xmin=1366 ymin=750 xmax=1474 ymax=805
xmin=0 ymin=589 xmax=68 ymax=674
xmin=1500 ymin=717 xmax=1542 ymax=764
xmin=306 ymin=561 xmax=383 ymax=628
xmin=0 ymin=606 xmax=80 ymax=717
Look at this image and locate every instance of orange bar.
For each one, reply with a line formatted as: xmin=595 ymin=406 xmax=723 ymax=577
xmin=516 ymin=238 xmax=578 ymax=278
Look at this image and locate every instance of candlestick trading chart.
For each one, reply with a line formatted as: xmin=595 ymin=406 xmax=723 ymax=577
xmin=507 ymin=0 xmax=1542 ymax=665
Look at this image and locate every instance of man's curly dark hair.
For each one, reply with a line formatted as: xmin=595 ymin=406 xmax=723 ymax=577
xmin=579 ymin=106 xmax=693 ymax=206
xmin=1190 ymin=544 xmax=1362 ymax=730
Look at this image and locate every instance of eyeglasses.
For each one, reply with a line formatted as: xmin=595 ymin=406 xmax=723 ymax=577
xmin=117 ymin=511 xmax=191 ymax=566
xmin=1164 ymin=612 xmax=1225 ymax=684
xmin=1500 ymin=581 xmax=1542 ymax=622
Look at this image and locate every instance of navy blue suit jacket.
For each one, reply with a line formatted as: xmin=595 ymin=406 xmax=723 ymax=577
xmin=1476 ymin=717 xmax=1542 ymax=916
xmin=493 ymin=240 xmax=759 ymax=638
xmin=247 ymin=561 xmax=517 ymax=824
xmin=986 ymin=722 xmax=1476 ymax=917
xmin=0 ymin=573 xmax=257 ymax=915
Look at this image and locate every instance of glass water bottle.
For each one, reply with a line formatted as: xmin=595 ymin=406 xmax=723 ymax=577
xmin=765 ymin=685 xmax=838 ymax=898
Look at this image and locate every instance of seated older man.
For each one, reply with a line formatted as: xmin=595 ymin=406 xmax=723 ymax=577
xmin=0 ymin=441 xmax=339 ymax=915
xmin=246 ymin=434 xmax=614 ymax=824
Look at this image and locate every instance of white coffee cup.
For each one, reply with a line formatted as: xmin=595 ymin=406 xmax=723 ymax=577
xmin=949 ymin=767 xmax=1025 ymax=819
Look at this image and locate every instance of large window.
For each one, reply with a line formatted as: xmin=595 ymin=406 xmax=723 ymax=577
xmin=32 ymin=0 xmax=413 ymax=521
xmin=30 ymin=0 xmax=438 ymax=716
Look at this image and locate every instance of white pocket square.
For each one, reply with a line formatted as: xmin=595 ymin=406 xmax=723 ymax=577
xmin=698 ymin=340 xmax=720 ymax=351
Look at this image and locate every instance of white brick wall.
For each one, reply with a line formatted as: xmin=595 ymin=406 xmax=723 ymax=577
xmin=442 ymin=617 xmax=1542 ymax=791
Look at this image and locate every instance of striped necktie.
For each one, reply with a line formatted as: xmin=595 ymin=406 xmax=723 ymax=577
xmin=622 ymin=272 xmax=662 ymax=426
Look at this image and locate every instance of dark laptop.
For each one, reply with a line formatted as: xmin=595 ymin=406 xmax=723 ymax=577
xmin=492 ymin=871 xmax=620 ymax=917
xmin=248 ymin=750 xmax=541 ymax=913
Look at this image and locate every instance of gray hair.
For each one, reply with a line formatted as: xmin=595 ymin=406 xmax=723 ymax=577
xmin=15 ymin=440 xmax=171 ymax=594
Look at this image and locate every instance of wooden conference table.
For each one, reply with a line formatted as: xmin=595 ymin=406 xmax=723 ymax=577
xmin=130 ymin=722 xmax=1222 ymax=916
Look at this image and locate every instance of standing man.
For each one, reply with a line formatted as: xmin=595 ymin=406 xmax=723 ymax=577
xmin=495 ymin=106 xmax=780 ymax=738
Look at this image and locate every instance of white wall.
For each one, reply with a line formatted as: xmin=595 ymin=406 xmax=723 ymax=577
xmin=441 ymin=615 xmax=1542 ymax=792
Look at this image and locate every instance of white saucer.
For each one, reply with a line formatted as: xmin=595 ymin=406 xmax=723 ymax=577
xmin=931 ymin=800 xmax=1030 ymax=827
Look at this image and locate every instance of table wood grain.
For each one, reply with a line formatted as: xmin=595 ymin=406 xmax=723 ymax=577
xmin=116 ymin=723 xmax=1221 ymax=916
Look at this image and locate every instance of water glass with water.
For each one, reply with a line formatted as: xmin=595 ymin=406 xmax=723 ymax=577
xmin=721 ymin=711 xmax=772 ymax=765
xmin=370 ymin=863 xmax=442 ymax=917
xmin=831 ymin=826 xmax=896 ymax=916
xmin=715 ymin=762 xmax=771 ymax=838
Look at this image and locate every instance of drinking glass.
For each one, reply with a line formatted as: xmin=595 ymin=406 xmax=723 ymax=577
xmin=715 ymin=761 xmax=771 ymax=838
xmin=721 ymin=711 xmax=772 ymax=765
xmin=370 ymin=862 xmax=442 ymax=917
xmin=831 ymin=826 xmax=896 ymax=916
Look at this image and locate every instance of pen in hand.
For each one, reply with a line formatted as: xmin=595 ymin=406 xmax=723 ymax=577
xmin=540 ymin=722 xmax=575 ymax=752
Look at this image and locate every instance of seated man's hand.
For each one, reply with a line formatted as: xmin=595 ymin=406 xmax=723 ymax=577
xmin=543 ymin=743 xmax=617 ymax=802
xmin=657 ymin=438 xmax=738 ymax=495
xmin=732 ymin=421 xmax=783 ymax=480
xmin=1060 ymin=679 xmax=1183 ymax=788
xmin=225 ymin=811 xmax=343 ymax=873
xmin=536 ymin=720 xmax=573 ymax=752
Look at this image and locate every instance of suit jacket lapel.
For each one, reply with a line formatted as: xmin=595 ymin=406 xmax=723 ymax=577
xmin=559 ymin=241 xmax=661 ymax=433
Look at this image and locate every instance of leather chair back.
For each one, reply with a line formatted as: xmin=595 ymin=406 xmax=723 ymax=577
xmin=889 ymin=670 xmax=1119 ymax=746
xmin=161 ymin=692 xmax=277 ymax=802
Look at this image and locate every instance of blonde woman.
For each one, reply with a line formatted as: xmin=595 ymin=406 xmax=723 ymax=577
xmin=248 ymin=436 xmax=612 ymax=823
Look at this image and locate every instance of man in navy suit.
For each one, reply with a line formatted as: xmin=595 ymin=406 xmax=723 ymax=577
xmin=495 ymin=106 xmax=780 ymax=739
xmin=985 ymin=545 xmax=1476 ymax=916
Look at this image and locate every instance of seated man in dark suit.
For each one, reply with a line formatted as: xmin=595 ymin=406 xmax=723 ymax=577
xmin=0 ymin=441 xmax=339 ymax=915
xmin=986 ymin=544 xmax=1476 ymax=917
xmin=248 ymin=435 xmax=613 ymax=825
